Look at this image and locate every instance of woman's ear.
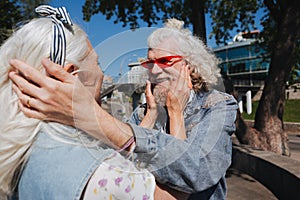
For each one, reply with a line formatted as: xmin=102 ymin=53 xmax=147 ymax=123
xmin=63 ymin=63 xmax=76 ymax=74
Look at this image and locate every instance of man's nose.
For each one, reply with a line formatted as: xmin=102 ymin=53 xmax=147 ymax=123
xmin=150 ymin=63 xmax=163 ymax=74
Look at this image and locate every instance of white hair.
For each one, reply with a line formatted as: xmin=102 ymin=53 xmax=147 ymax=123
xmin=148 ymin=18 xmax=221 ymax=92
xmin=0 ymin=18 xmax=91 ymax=195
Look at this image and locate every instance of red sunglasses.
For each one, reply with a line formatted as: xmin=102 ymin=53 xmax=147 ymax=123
xmin=141 ymin=55 xmax=183 ymax=69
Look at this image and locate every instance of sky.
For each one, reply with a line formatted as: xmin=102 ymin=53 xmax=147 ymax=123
xmin=48 ymin=0 xmax=161 ymax=78
xmin=49 ymin=0 xmax=263 ymax=78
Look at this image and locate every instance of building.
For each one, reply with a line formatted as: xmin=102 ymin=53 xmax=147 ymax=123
xmin=213 ymin=31 xmax=270 ymax=113
xmin=127 ymin=62 xmax=148 ymax=110
xmin=102 ymin=75 xmax=114 ymax=90
xmin=127 ymin=62 xmax=148 ymax=84
xmin=213 ymin=31 xmax=269 ymax=93
xmin=213 ymin=31 xmax=270 ymax=99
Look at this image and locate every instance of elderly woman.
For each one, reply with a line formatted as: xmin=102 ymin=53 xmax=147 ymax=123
xmin=0 ymin=5 xmax=158 ymax=200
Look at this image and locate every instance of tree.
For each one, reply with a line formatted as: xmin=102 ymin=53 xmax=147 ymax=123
xmin=0 ymin=0 xmax=50 ymax=45
xmin=82 ymin=0 xmax=300 ymax=156
xmin=0 ymin=0 xmax=22 ymax=45
xmin=18 ymin=0 xmax=51 ymax=19
xmin=212 ymin=0 xmax=299 ymax=156
xmin=82 ymin=0 xmax=208 ymax=43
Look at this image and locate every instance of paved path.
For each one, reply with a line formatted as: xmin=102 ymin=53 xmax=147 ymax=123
xmin=226 ymin=168 xmax=277 ymax=200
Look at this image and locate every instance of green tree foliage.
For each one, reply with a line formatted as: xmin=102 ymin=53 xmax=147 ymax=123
xmin=208 ymin=0 xmax=259 ymax=45
xmin=18 ymin=0 xmax=51 ymax=19
xmin=0 ymin=0 xmax=50 ymax=45
xmin=0 ymin=0 xmax=22 ymax=44
xmin=82 ymin=0 xmax=300 ymax=155
xmin=82 ymin=0 xmax=208 ymax=42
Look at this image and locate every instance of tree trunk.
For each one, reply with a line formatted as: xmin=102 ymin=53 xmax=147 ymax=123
xmin=191 ymin=0 xmax=207 ymax=44
xmin=235 ymin=3 xmax=300 ymax=156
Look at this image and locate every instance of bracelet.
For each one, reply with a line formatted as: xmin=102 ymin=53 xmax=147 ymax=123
xmin=118 ymin=136 xmax=135 ymax=152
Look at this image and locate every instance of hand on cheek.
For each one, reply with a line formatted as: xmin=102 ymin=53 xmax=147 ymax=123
xmin=166 ymin=65 xmax=191 ymax=112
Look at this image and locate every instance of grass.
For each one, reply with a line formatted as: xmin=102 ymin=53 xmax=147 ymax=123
xmin=241 ymin=99 xmax=300 ymax=123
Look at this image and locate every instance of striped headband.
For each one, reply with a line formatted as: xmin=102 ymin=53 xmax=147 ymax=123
xmin=35 ymin=5 xmax=73 ymax=66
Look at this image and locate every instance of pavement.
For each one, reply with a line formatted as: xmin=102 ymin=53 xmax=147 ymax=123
xmin=226 ymin=168 xmax=277 ymax=200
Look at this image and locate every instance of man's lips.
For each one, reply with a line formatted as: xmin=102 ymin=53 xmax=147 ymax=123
xmin=150 ymin=77 xmax=170 ymax=84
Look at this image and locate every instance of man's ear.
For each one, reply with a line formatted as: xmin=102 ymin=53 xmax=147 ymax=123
xmin=63 ymin=63 xmax=76 ymax=74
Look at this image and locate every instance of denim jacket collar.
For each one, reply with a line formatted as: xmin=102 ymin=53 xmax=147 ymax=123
xmin=184 ymin=90 xmax=207 ymax=118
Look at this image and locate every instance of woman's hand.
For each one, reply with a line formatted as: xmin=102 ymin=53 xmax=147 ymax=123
xmin=9 ymin=58 xmax=135 ymax=148
xmin=9 ymin=58 xmax=79 ymax=125
xmin=9 ymin=58 xmax=103 ymax=136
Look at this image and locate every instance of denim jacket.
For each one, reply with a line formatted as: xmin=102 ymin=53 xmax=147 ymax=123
xmin=15 ymin=124 xmax=115 ymax=200
xmin=128 ymin=89 xmax=238 ymax=199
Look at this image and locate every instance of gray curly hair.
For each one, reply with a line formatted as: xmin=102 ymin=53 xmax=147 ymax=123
xmin=147 ymin=18 xmax=221 ymax=92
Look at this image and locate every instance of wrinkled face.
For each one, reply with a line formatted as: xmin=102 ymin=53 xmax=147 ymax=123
xmin=75 ymin=41 xmax=103 ymax=103
xmin=146 ymin=40 xmax=187 ymax=105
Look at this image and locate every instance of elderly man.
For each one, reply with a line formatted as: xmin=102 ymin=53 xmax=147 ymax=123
xmin=9 ymin=18 xmax=237 ymax=199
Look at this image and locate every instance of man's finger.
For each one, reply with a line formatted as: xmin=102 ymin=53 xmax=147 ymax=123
xmin=9 ymin=71 xmax=42 ymax=99
xmin=178 ymin=65 xmax=186 ymax=88
xmin=145 ymin=80 xmax=152 ymax=96
xmin=187 ymin=67 xmax=192 ymax=89
xmin=41 ymin=58 xmax=75 ymax=83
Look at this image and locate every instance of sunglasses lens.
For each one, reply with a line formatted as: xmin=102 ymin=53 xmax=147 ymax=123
xmin=141 ymin=56 xmax=182 ymax=69
xmin=157 ymin=57 xmax=172 ymax=68
xmin=141 ymin=61 xmax=154 ymax=69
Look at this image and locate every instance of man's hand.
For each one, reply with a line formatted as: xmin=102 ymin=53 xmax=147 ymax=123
xmin=166 ymin=65 xmax=191 ymax=114
xmin=140 ymin=80 xmax=158 ymax=128
xmin=165 ymin=65 xmax=191 ymax=140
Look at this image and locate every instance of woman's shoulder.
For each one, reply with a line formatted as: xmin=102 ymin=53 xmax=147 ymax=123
xmin=17 ymin=127 xmax=115 ymax=200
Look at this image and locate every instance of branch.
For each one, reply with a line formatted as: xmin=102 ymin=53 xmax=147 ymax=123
xmin=263 ymin=0 xmax=281 ymax=22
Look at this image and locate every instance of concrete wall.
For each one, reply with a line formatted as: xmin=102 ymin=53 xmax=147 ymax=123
xmin=232 ymin=144 xmax=300 ymax=199
xmin=244 ymin=120 xmax=300 ymax=134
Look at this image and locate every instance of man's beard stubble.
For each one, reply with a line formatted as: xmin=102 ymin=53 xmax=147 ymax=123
xmin=153 ymin=84 xmax=168 ymax=107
